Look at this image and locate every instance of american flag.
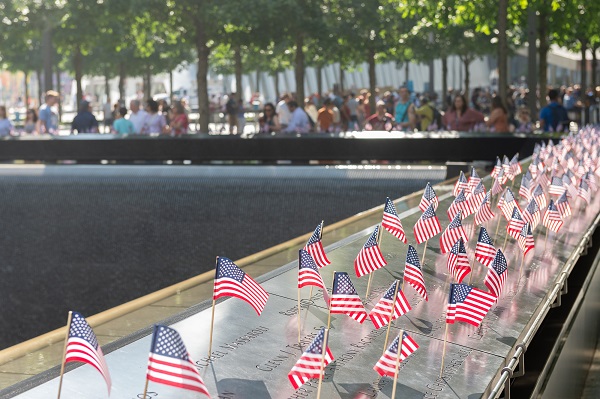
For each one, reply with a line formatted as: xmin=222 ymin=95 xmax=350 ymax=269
xmin=298 ymin=249 xmax=326 ymax=292
xmin=484 ymin=249 xmax=508 ymax=298
xmin=447 ymin=238 xmax=471 ymax=283
xmin=468 ymin=166 xmax=481 ymax=192
xmin=368 ymin=280 xmax=412 ymax=329
xmin=503 ymin=155 xmax=515 ymax=181
xmin=475 ymin=227 xmax=496 ymax=267
xmin=510 ymin=153 xmax=522 ymax=176
xmin=497 ymin=168 xmax=508 ymax=185
xmin=382 ymin=197 xmax=407 ymax=243
xmin=585 ymin=171 xmax=598 ymax=191
xmin=522 ymin=198 xmax=541 ymax=230
xmin=491 ymin=177 xmax=504 ymax=196
xmin=562 ymin=174 xmax=579 ymax=198
xmin=566 ymin=169 xmax=577 ymax=186
xmin=491 ymin=157 xmax=502 ymax=179
xmin=467 ymin=181 xmax=486 ymax=213
xmin=499 ymin=188 xmax=519 ymax=220
xmin=373 ymin=332 xmax=419 ymax=378
xmin=329 ymin=272 xmax=368 ymax=323
xmin=556 ymin=191 xmax=572 ymax=218
xmin=578 ymin=179 xmax=591 ymax=204
xmin=548 ymin=176 xmax=566 ymax=196
xmin=542 ymin=200 xmax=564 ymax=233
xmin=403 ymin=245 xmax=428 ymax=301
xmin=533 ymin=184 xmax=547 ymax=209
xmin=453 ymin=170 xmax=469 ymax=196
xmin=517 ymin=223 xmax=535 ymax=256
xmin=440 ymin=211 xmax=468 ymax=254
xmin=519 ymin=171 xmax=533 ymax=200
xmin=304 ymin=222 xmax=331 ymax=268
xmin=147 ymin=325 xmax=209 ymax=396
xmin=446 ymin=283 xmax=497 ymax=326
xmin=536 ymin=170 xmax=550 ymax=188
xmin=64 ymin=312 xmax=111 ymax=393
xmin=288 ymin=327 xmax=334 ymax=390
xmin=507 ymin=207 xmax=526 ymax=240
xmin=475 ymin=192 xmax=495 ymax=226
xmin=447 ymin=190 xmax=472 ymax=219
xmin=213 ymin=257 xmax=269 ymax=315
xmin=413 ymin=204 xmax=442 ymax=244
xmin=419 ymin=182 xmax=439 ymax=212
xmin=354 ymin=226 xmax=387 ymax=277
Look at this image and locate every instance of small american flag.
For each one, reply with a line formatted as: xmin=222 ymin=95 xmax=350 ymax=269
xmin=497 ymin=167 xmax=508 ymax=185
xmin=440 ymin=211 xmax=468 ymax=254
xmin=566 ymin=169 xmax=577 ymax=186
xmin=510 ymin=153 xmax=522 ymax=176
xmin=491 ymin=177 xmax=504 ymax=196
xmin=542 ymin=200 xmax=564 ymax=233
xmin=533 ymin=184 xmax=547 ymax=209
xmin=354 ymin=226 xmax=387 ymax=277
xmin=585 ymin=171 xmax=598 ymax=191
xmin=549 ymin=175 xmax=566 ymax=196
xmin=404 ymin=245 xmax=428 ymax=301
xmin=446 ymin=283 xmax=497 ymax=326
xmin=419 ymin=182 xmax=439 ymax=212
xmin=330 ymin=272 xmax=368 ymax=323
xmin=298 ymin=249 xmax=326 ymax=293
xmin=373 ymin=332 xmax=419 ymax=378
xmin=475 ymin=227 xmax=496 ymax=267
xmin=64 ymin=312 xmax=111 ymax=393
xmin=288 ymin=328 xmax=334 ymax=390
xmin=304 ymin=222 xmax=331 ymax=268
xmin=413 ymin=204 xmax=442 ymax=244
xmin=536 ymin=170 xmax=550 ymax=188
xmin=382 ymin=197 xmax=407 ymax=243
xmin=499 ymin=188 xmax=519 ymax=220
xmin=503 ymin=155 xmax=515 ymax=181
xmin=447 ymin=190 xmax=472 ymax=220
xmin=578 ymin=179 xmax=591 ymax=204
xmin=491 ymin=157 xmax=502 ymax=179
xmin=484 ymin=249 xmax=508 ymax=297
xmin=468 ymin=166 xmax=481 ymax=193
xmin=475 ymin=192 xmax=495 ymax=226
xmin=517 ymin=223 xmax=535 ymax=256
xmin=147 ymin=325 xmax=209 ymax=396
xmin=507 ymin=207 xmax=526 ymax=240
xmin=213 ymin=257 xmax=269 ymax=315
xmin=453 ymin=171 xmax=469 ymax=196
xmin=519 ymin=171 xmax=533 ymax=200
xmin=447 ymin=238 xmax=471 ymax=283
xmin=562 ymin=174 xmax=579 ymax=198
xmin=467 ymin=181 xmax=486 ymax=213
xmin=368 ymin=281 xmax=412 ymax=329
xmin=522 ymin=198 xmax=541 ymax=230
xmin=556 ymin=192 xmax=572 ymax=218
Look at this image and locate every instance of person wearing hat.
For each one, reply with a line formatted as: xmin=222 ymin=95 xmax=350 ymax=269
xmin=364 ymin=100 xmax=394 ymax=131
xmin=71 ymin=100 xmax=99 ymax=134
xmin=38 ymin=90 xmax=59 ymax=134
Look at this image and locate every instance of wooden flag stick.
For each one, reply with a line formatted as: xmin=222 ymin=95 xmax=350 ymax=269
xmin=207 ymin=257 xmax=219 ymax=359
xmin=297 ymin=287 xmax=302 ymax=344
xmin=439 ymin=323 xmax=450 ymax=378
xmin=316 ymin=328 xmax=330 ymax=399
xmin=142 ymin=379 xmax=150 ymax=399
xmin=391 ymin=330 xmax=405 ymax=399
xmin=502 ymin=229 xmax=509 ymax=251
xmin=327 ymin=271 xmax=335 ymax=331
xmin=382 ymin=281 xmax=400 ymax=357
xmin=494 ymin=214 xmax=502 ymax=239
xmin=421 ymin=240 xmax=428 ymax=267
xmin=56 ymin=311 xmax=73 ymax=399
xmin=468 ymin=253 xmax=476 ymax=285
xmin=519 ymin=251 xmax=525 ymax=276
xmin=366 ymin=273 xmax=374 ymax=300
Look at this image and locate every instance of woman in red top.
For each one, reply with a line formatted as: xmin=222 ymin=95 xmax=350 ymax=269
xmin=486 ymin=96 xmax=510 ymax=132
xmin=170 ymin=101 xmax=189 ymax=136
xmin=442 ymin=94 xmax=485 ymax=131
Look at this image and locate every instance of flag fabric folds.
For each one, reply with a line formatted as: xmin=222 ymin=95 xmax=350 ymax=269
xmin=467 ymin=181 xmax=486 ymax=213
xmin=403 ymin=245 xmax=428 ymax=301
xmin=213 ymin=257 xmax=269 ymax=315
xmin=517 ymin=223 xmax=535 ymax=256
xmin=304 ymin=223 xmax=331 ymax=268
xmin=453 ymin=171 xmax=469 ymax=196
xmin=330 ymin=272 xmax=368 ymax=323
xmin=298 ymin=249 xmax=327 ymax=292
xmin=522 ymin=198 xmax=541 ymax=230
xmin=548 ymin=176 xmax=566 ymax=196
xmin=354 ymin=226 xmax=387 ymax=277
xmin=64 ymin=312 xmax=112 ymax=393
xmin=578 ymin=179 xmax=591 ymax=204
xmin=440 ymin=211 xmax=468 ymax=254
xmin=475 ymin=227 xmax=496 ymax=267
xmin=491 ymin=177 xmax=504 ymax=196
xmin=499 ymin=188 xmax=519 ymax=220
xmin=288 ymin=328 xmax=334 ymax=390
xmin=446 ymin=283 xmax=497 ymax=326
xmin=507 ymin=207 xmax=526 ymax=240
xmin=368 ymin=280 xmax=412 ymax=329
xmin=519 ymin=171 xmax=533 ymax=200
xmin=414 ymin=204 xmax=442 ymax=244
xmin=448 ymin=189 xmax=473 ymax=219
xmin=468 ymin=167 xmax=481 ymax=193
xmin=475 ymin=192 xmax=495 ymax=226
xmin=484 ymin=249 xmax=508 ymax=298
xmin=419 ymin=182 xmax=439 ymax=212
xmin=146 ymin=325 xmax=210 ymax=396
xmin=556 ymin=192 xmax=572 ymax=218
xmin=533 ymin=184 xmax=547 ymax=209
xmin=382 ymin=197 xmax=408 ymax=243
xmin=542 ymin=200 xmax=564 ymax=233
xmin=373 ymin=332 xmax=419 ymax=378
xmin=447 ymin=238 xmax=471 ymax=283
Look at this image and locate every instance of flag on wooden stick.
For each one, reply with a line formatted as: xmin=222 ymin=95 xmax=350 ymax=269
xmin=440 ymin=211 xmax=469 ymax=254
xmin=419 ymin=182 xmax=439 ymax=212
xmin=413 ymin=204 xmax=442 ymax=244
xmin=368 ymin=280 xmax=412 ymax=329
xmin=329 ymin=272 xmax=368 ymax=323
xmin=288 ymin=328 xmax=334 ymax=390
xmin=304 ymin=222 xmax=331 ymax=268
xmin=447 ymin=238 xmax=471 ymax=283
xmin=484 ymin=250 xmax=508 ymax=298
xmin=373 ymin=332 xmax=419 ymax=377
xmin=475 ymin=227 xmax=496 ymax=267
xmin=446 ymin=283 xmax=497 ymax=327
xmin=403 ymin=245 xmax=428 ymax=301
xmin=213 ymin=257 xmax=269 ymax=315
xmin=382 ymin=197 xmax=407 ymax=243
xmin=354 ymin=226 xmax=387 ymax=277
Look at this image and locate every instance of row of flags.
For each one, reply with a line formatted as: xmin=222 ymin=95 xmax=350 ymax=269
xmin=58 ymin=127 xmax=600 ymax=397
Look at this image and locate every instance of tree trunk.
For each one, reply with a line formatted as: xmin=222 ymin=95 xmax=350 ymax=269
xmin=195 ymin=17 xmax=210 ymax=132
xmin=527 ymin=5 xmax=538 ymax=118
xmin=169 ymin=70 xmax=174 ymax=103
xmin=144 ymin=66 xmax=152 ymax=101
xmin=234 ymin=45 xmax=243 ymax=100
xmin=255 ymin=70 xmax=260 ymax=95
xmin=442 ymin=57 xmax=448 ymax=107
xmin=592 ymin=46 xmax=598 ymax=90
xmin=538 ymin=10 xmax=549 ymax=108
xmin=498 ymin=0 xmax=509 ymax=106
xmin=404 ymin=62 xmax=409 ymax=86
xmin=339 ymin=65 xmax=345 ymax=92
xmin=429 ymin=59 xmax=435 ymax=94
xmin=368 ymin=48 xmax=377 ymax=114
xmin=42 ymin=25 xmax=53 ymax=92
xmin=463 ymin=57 xmax=471 ymax=98
xmin=118 ymin=62 xmax=126 ymax=103
xmin=316 ymin=65 xmax=323 ymax=103
xmin=36 ymin=69 xmax=43 ymax=104
xmin=580 ymin=39 xmax=588 ymax=91
xmin=74 ymin=45 xmax=84 ymax=108
xmin=56 ymin=68 xmax=62 ymax=123
xmin=104 ymin=74 xmax=111 ymax=104
xmin=24 ymin=72 xmax=29 ymax=110
xmin=274 ymin=71 xmax=280 ymax=102
xmin=294 ymin=34 xmax=305 ymax=104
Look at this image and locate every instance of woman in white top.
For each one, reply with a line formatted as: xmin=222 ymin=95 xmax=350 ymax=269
xmin=0 ymin=106 xmax=13 ymax=136
xmin=141 ymin=99 xmax=167 ymax=134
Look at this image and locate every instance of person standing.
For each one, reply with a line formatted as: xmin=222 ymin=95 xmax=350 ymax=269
xmin=38 ymin=90 xmax=59 ymax=134
xmin=442 ymin=94 xmax=485 ymax=131
xmin=540 ymin=89 xmax=569 ymax=132
xmin=284 ymin=101 xmax=311 ymax=133
xmin=317 ymin=98 xmax=334 ymax=132
xmin=112 ymin=107 xmax=134 ymax=134
xmin=71 ymin=100 xmax=99 ymax=134
xmin=486 ymin=96 xmax=510 ymax=132
xmin=170 ymin=101 xmax=189 ymax=136
xmin=394 ymin=86 xmax=416 ymax=130
xmin=128 ymin=100 xmax=148 ymax=134
xmin=141 ymin=99 xmax=168 ymax=134
xmin=24 ymin=109 xmax=38 ymax=134
xmin=0 ymin=106 xmax=14 ymax=136
xmin=276 ymin=93 xmax=292 ymax=129
xmin=225 ymin=93 xmax=238 ymax=134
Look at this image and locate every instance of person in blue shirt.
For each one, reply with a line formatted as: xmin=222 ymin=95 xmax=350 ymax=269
xmin=284 ymin=101 xmax=311 ymax=133
xmin=112 ymin=107 xmax=134 ymax=134
xmin=71 ymin=100 xmax=99 ymax=134
xmin=38 ymin=90 xmax=59 ymax=134
xmin=394 ymin=86 xmax=416 ymax=130
xmin=539 ymin=89 xmax=569 ymax=132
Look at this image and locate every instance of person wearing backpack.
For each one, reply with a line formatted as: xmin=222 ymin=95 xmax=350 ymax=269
xmin=225 ymin=93 xmax=238 ymax=134
xmin=540 ymin=89 xmax=569 ymax=132
xmin=415 ymin=95 xmax=440 ymax=130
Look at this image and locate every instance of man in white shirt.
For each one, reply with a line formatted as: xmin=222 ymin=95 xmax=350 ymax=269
xmin=128 ymin=100 xmax=148 ymax=134
xmin=276 ymin=93 xmax=291 ymax=128
xmin=284 ymin=101 xmax=311 ymax=133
